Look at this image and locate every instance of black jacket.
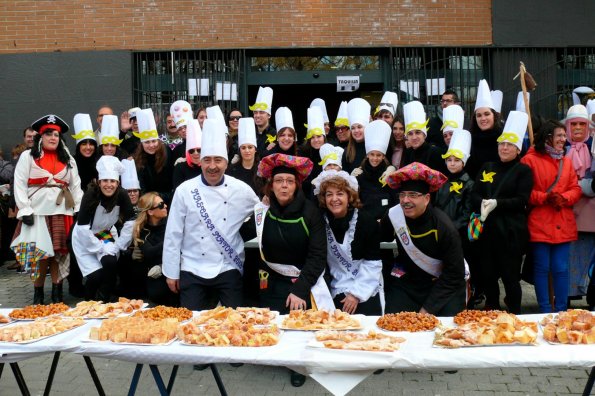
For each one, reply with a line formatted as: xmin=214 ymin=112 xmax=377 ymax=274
xmin=356 ymin=160 xmax=397 ymax=221
xmin=172 ymin=162 xmax=202 ymax=192
xmin=402 ymin=142 xmax=448 ymax=175
xmin=327 ymin=208 xmax=381 ymax=261
xmin=226 ymin=162 xmax=265 ymax=197
xmin=434 ymin=171 xmax=474 ymax=231
xmin=465 ymin=125 xmax=502 ymax=180
xmin=137 ymin=149 xmax=174 ymax=204
xmin=139 ymin=219 xmax=167 ymax=271
xmin=341 ymin=141 xmax=366 ymax=174
xmin=261 ymin=190 xmax=326 ymax=300
xmin=256 ymin=124 xmax=277 ymax=158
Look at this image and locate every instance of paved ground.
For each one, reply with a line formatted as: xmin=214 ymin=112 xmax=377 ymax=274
xmin=0 ymin=264 xmax=593 ymax=396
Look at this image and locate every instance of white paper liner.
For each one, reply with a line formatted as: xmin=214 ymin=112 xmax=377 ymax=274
xmin=81 ymin=336 xmax=177 ymax=346
xmin=307 ymin=339 xmax=400 ymax=354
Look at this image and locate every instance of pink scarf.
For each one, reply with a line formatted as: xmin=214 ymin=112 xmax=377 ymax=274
xmin=566 ymin=141 xmax=591 ymax=179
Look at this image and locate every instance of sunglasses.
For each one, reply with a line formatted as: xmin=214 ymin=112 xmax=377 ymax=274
xmin=151 ymin=201 xmax=166 ymax=210
xmin=228 ymin=116 xmax=241 ymax=121
xmin=188 ymin=148 xmax=201 ymax=154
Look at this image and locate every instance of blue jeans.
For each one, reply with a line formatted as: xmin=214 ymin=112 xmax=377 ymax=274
xmin=532 ymin=242 xmax=570 ymax=313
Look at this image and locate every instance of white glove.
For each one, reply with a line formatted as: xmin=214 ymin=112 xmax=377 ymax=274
xmin=174 ymin=157 xmax=186 ymax=166
xmin=480 ymin=199 xmax=498 ymax=222
xmin=102 ymin=242 xmax=119 ymax=256
xmin=380 ymin=165 xmax=396 ymax=185
xmin=147 ymin=265 xmax=162 ymax=279
xmin=351 ymin=167 xmax=363 ymax=177
xmin=231 ymin=154 xmax=240 ymax=165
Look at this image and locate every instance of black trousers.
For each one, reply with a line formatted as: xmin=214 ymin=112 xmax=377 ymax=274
xmin=179 ymin=269 xmax=242 ymax=310
xmin=385 ymin=276 xmax=466 ymax=316
xmin=84 ymin=255 xmax=118 ymax=301
xmin=333 ymin=292 xmax=382 ymax=316
xmin=259 ymin=272 xmax=312 ymax=315
xmin=147 ymin=276 xmax=179 ymax=307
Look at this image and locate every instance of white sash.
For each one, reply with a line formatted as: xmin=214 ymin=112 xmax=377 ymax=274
xmin=254 ymin=202 xmax=335 ymax=311
xmin=191 ymin=186 xmax=244 ymax=273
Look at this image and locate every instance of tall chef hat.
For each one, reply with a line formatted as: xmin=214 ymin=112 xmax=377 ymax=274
xmin=318 ymin=143 xmax=344 ymax=170
xmin=120 ymin=158 xmax=140 ymax=190
xmin=403 ymin=101 xmax=428 ymax=134
xmin=96 ymin=155 xmax=124 ymax=181
xmin=238 ymin=117 xmax=257 ymax=147
xmin=497 ymin=110 xmax=528 ymax=151
xmin=206 ymin=105 xmax=225 ymax=122
xmin=376 ymin=91 xmax=399 ymax=116
xmin=441 ymin=105 xmax=464 ymax=133
xmin=128 ymin=107 xmax=141 ymax=120
xmin=335 ymin=101 xmax=349 ymax=127
xmin=347 ymin=98 xmax=371 ymax=128
xmin=170 ymin=100 xmax=192 ymax=129
xmin=249 ymin=86 xmax=273 ymax=115
xmin=72 ymin=113 xmax=96 ymax=144
xmin=490 ymin=90 xmax=503 ymax=113
xmin=275 ymin=107 xmax=295 ymax=133
xmin=586 ymin=99 xmax=595 ymax=129
xmin=185 ymin=119 xmax=202 ymax=152
xmin=305 ymin=107 xmax=325 ymax=141
xmin=572 ymin=86 xmax=594 ymax=106
xmin=474 ymin=79 xmax=495 ymax=111
xmin=441 ymin=129 xmax=472 ymax=165
xmin=515 ymin=91 xmax=530 ymax=113
xmin=133 ymin=108 xmax=159 ymax=142
xmin=365 ymin=120 xmax=391 ymax=155
xmin=310 ymin=98 xmax=329 ymax=123
xmin=99 ymin=115 xmax=123 ymax=146
xmin=200 ymin=118 xmax=228 ymax=161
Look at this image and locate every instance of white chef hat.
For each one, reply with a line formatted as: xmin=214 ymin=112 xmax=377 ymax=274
xmin=441 ymin=129 xmax=472 ymax=165
xmin=185 ymin=119 xmax=202 ymax=152
xmin=128 ymin=107 xmax=141 ymax=120
xmin=347 ymin=98 xmax=371 ymax=128
xmin=335 ymin=101 xmax=349 ymax=127
xmin=96 ymin=155 xmax=124 ymax=181
xmin=275 ymin=107 xmax=294 ymax=133
xmin=133 ymin=108 xmax=159 ymax=142
xmin=120 ymin=158 xmax=140 ymax=190
xmin=563 ymin=104 xmax=589 ymax=123
xmin=305 ymin=107 xmax=325 ymax=141
xmin=170 ymin=100 xmax=193 ymax=129
xmin=441 ymin=105 xmax=464 ymax=133
xmin=364 ymin=120 xmax=391 ymax=155
xmin=200 ymin=118 xmax=228 ymax=161
xmin=490 ymin=90 xmax=503 ymax=113
xmin=312 ymin=170 xmax=358 ymax=196
xmin=403 ymin=101 xmax=428 ymax=134
xmin=572 ymin=86 xmax=594 ymax=106
xmin=99 ymin=114 xmax=123 ymax=146
xmin=249 ymin=86 xmax=273 ymax=115
xmin=497 ymin=111 xmax=528 ymax=151
xmin=72 ymin=113 xmax=96 ymax=145
xmin=587 ymin=99 xmax=595 ymax=129
xmin=206 ymin=105 xmax=225 ymax=122
xmin=376 ymin=91 xmax=399 ymax=116
xmin=238 ymin=117 xmax=257 ymax=147
xmin=474 ymin=79 xmax=495 ymax=111
xmin=515 ymin=91 xmax=530 ymax=113
xmin=318 ymin=143 xmax=344 ymax=170
xmin=310 ymin=98 xmax=329 ymax=123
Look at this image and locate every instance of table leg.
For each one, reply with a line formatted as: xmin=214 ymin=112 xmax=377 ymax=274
xmin=166 ymin=365 xmax=179 ymax=394
xmin=43 ymin=351 xmax=61 ymax=396
xmin=149 ymin=365 xmax=169 ymax=396
xmin=0 ymin=362 xmax=4 ymax=380
xmin=127 ymin=364 xmax=144 ymax=396
xmin=83 ymin=356 xmax=106 ymax=396
xmin=583 ymin=366 xmax=595 ymax=396
xmin=209 ymin=364 xmax=228 ymax=396
xmin=9 ymin=362 xmax=30 ymax=396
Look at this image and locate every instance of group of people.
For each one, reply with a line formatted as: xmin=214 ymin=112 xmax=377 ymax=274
xmin=4 ymin=81 xmax=595 ymax=386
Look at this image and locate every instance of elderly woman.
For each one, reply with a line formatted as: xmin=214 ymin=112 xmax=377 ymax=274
xmin=521 ymin=119 xmax=582 ymax=312
xmin=256 ymin=153 xmax=330 ymax=388
xmin=313 ymin=170 xmax=383 ymax=315
xmin=72 ymin=156 xmax=135 ymax=301
xmin=11 ymin=115 xmax=83 ymax=304
xmin=470 ymin=111 xmax=533 ymax=314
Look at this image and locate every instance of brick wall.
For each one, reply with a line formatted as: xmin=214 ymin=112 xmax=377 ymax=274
xmin=0 ymin=0 xmax=492 ymax=54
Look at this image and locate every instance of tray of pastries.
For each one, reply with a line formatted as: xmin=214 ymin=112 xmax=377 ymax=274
xmin=133 ymin=306 xmax=193 ymax=322
xmin=540 ymin=309 xmax=595 ymax=344
xmin=178 ymin=321 xmax=280 ymax=347
xmin=453 ymin=310 xmax=506 ymax=326
xmin=0 ymin=317 xmax=85 ymax=344
xmin=281 ymin=309 xmax=361 ymax=330
xmin=62 ymin=298 xmax=145 ymax=319
xmin=310 ymin=330 xmax=406 ymax=352
xmin=0 ymin=313 xmax=13 ymax=326
xmin=88 ymin=316 xmax=177 ymax=345
xmin=434 ymin=312 xmax=538 ymax=348
xmin=192 ymin=306 xmax=277 ymax=326
xmin=376 ymin=312 xmax=440 ymax=332
xmin=9 ymin=303 xmax=69 ymax=320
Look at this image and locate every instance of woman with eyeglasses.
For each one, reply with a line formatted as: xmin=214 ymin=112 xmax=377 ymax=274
xmin=333 ymin=101 xmax=351 ymax=148
xmin=172 ymin=119 xmax=202 ymax=192
xmin=226 ymin=108 xmax=242 ymax=161
xmin=11 ymin=114 xmax=84 ymax=304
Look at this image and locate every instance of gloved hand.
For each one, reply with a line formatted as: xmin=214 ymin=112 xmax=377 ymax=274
xmin=231 ymin=154 xmax=240 ymax=165
xmin=480 ymin=199 xmax=497 ymax=222
xmin=131 ymin=246 xmax=143 ymax=261
xmin=147 ymin=265 xmax=163 ymax=279
xmin=546 ymin=192 xmax=566 ymax=209
xmin=174 ymin=157 xmax=186 ymax=166
xmin=380 ymin=165 xmax=396 ymax=185
xmin=351 ymin=167 xmax=363 ymax=177
xmin=21 ymin=215 xmax=34 ymax=226
xmin=103 ymin=242 xmax=119 ymax=257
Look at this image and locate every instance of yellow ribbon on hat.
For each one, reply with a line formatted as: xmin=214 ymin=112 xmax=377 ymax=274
xmin=133 ymin=129 xmax=159 ymax=141
xmin=72 ymin=129 xmax=95 ymax=140
xmin=440 ymin=120 xmax=459 ymax=131
xmin=441 ymin=148 xmax=465 ymax=160
xmin=318 ymin=152 xmax=338 ymax=165
xmin=101 ymin=136 xmax=123 ymax=146
xmin=265 ymin=134 xmax=276 ymax=144
xmin=405 ymin=119 xmax=429 ymax=133
xmin=305 ymin=127 xmax=324 ymax=141
xmin=496 ymin=132 xmax=519 ymax=144
xmin=480 ymin=171 xmax=496 ymax=183
xmin=334 ymin=117 xmax=349 ymax=127
xmin=450 ymin=181 xmax=463 ymax=194
xmin=249 ymin=102 xmax=269 ymax=111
